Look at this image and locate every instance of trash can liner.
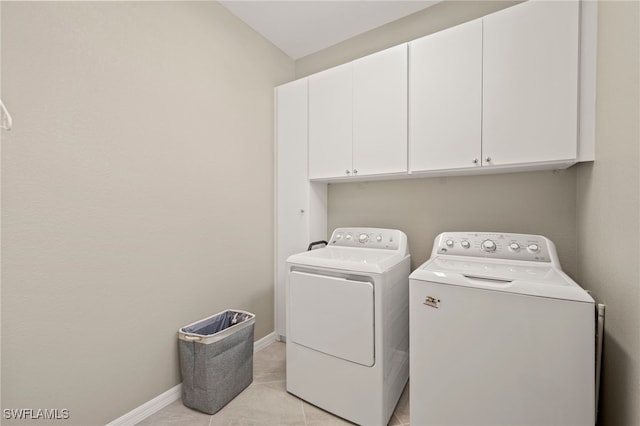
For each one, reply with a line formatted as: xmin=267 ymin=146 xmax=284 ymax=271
xmin=181 ymin=310 xmax=253 ymax=339
xmin=178 ymin=309 xmax=255 ymax=414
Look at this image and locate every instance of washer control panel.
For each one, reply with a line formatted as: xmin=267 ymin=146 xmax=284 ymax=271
xmin=433 ymin=232 xmax=556 ymax=263
xmin=330 ymin=227 xmax=403 ymax=250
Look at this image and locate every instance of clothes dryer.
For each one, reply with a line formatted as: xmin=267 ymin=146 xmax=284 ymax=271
xmin=410 ymin=232 xmax=595 ymax=426
xmin=286 ymin=227 xmax=410 ymax=426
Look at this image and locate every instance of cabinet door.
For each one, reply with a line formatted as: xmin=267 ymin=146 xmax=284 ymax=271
xmin=353 ymin=44 xmax=408 ymax=176
xmin=409 ymin=19 xmax=482 ymax=172
xmin=483 ymin=0 xmax=579 ymax=166
xmin=308 ymin=62 xmax=353 ymax=179
xmin=275 ymin=79 xmax=309 ymax=337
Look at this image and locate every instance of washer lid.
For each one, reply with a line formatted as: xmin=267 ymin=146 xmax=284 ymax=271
xmin=287 ymin=246 xmax=408 ymax=273
xmin=410 ymin=256 xmax=594 ymax=303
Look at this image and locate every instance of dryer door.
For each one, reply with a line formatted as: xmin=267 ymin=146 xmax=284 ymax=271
xmin=289 ymin=271 xmax=374 ymax=366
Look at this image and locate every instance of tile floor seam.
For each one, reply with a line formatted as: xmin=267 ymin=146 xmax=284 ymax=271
xmin=391 ymin=412 xmax=400 ymax=425
xmin=300 ymin=399 xmax=308 ymax=426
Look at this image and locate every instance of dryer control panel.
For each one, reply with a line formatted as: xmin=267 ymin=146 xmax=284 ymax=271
xmin=330 ymin=227 xmax=406 ymax=251
xmin=432 ymin=232 xmax=559 ymax=264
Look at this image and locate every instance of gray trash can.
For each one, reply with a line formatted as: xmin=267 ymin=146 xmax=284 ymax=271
xmin=178 ymin=309 xmax=255 ymax=414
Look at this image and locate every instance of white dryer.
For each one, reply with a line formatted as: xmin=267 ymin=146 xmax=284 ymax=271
xmin=286 ymin=227 xmax=410 ymax=426
xmin=410 ymin=232 xmax=595 ymax=426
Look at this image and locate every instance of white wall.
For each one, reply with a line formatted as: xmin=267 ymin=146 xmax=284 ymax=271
xmin=1 ymin=2 xmax=293 ymax=424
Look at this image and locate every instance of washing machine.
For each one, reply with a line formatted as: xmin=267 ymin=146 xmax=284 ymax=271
xmin=409 ymin=232 xmax=595 ymax=426
xmin=286 ymin=227 xmax=410 ymax=426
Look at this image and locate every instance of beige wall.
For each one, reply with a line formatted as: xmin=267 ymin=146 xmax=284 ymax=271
xmin=301 ymin=1 xmax=640 ymax=425
xmin=328 ymin=170 xmax=578 ymax=276
xmin=1 ymin=2 xmax=293 ymax=425
xmin=576 ymin=2 xmax=640 ymax=425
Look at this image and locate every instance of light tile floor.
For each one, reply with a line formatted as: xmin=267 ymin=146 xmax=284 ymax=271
xmin=137 ymin=342 xmax=409 ymax=426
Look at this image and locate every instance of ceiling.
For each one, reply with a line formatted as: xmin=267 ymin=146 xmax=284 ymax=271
xmin=219 ymin=1 xmax=441 ymax=60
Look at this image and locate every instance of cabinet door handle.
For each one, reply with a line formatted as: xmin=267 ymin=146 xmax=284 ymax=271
xmin=473 ymin=158 xmax=479 ymax=164
xmin=346 ymin=169 xmax=351 ymax=175
xmin=485 ymin=157 xmax=492 ymax=163
xmin=353 ymin=169 xmax=358 ymax=175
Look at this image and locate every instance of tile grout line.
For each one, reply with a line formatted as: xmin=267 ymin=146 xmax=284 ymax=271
xmin=301 ymin=399 xmax=308 ymax=426
xmin=391 ymin=413 xmax=400 ymax=425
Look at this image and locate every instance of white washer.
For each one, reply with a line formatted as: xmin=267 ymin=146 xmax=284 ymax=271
xmin=286 ymin=227 xmax=410 ymax=426
xmin=410 ymin=232 xmax=595 ymax=426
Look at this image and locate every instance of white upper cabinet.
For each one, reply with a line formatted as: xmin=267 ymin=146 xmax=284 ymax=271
xmin=307 ymin=0 xmax=584 ymax=180
xmin=482 ymin=0 xmax=579 ymax=167
xmin=308 ymin=44 xmax=408 ymax=180
xmin=409 ymin=0 xmax=580 ymax=175
xmin=308 ymin=63 xmax=353 ymax=180
xmin=353 ymin=44 xmax=408 ymax=177
xmin=409 ymin=19 xmax=482 ymax=172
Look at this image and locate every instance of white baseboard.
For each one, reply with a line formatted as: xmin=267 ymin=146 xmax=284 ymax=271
xmin=254 ymin=331 xmax=277 ymax=352
xmin=106 ymin=383 xmax=182 ymax=426
xmin=107 ymin=331 xmax=278 ymax=426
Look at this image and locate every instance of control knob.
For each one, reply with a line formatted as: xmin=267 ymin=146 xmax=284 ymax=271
xmin=527 ymin=243 xmax=540 ymax=253
xmin=358 ymin=233 xmax=369 ymax=244
xmin=461 ymin=240 xmax=471 ymax=249
xmin=508 ymin=243 xmax=520 ymax=252
xmin=376 ymin=235 xmax=383 ymax=242
xmin=481 ymin=239 xmax=497 ymax=252
xmin=445 ymin=239 xmax=454 ymax=248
